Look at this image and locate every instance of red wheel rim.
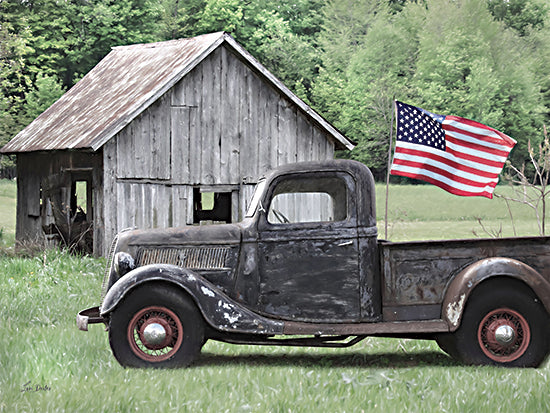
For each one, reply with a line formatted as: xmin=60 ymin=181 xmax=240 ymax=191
xmin=127 ymin=306 xmax=184 ymax=362
xmin=477 ymin=308 xmax=530 ymax=363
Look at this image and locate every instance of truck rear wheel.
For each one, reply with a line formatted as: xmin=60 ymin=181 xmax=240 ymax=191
xmin=108 ymin=283 xmax=204 ymax=368
xmin=452 ymin=279 xmax=550 ymax=367
xmin=435 ymin=333 xmax=459 ymax=359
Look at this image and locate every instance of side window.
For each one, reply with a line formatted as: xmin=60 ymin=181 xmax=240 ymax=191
xmin=267 ymin=176 xmax=348 ymax=224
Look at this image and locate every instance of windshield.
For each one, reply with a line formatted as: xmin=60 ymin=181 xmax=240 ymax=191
xmin=245 ymin=179 xmax=267 ymax=217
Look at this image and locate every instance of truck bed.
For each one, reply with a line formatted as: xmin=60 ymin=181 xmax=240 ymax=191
xmin=378 ymin=235 xmax=550 ymax=322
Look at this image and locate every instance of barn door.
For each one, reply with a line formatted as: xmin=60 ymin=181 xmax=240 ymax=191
xmin=42 ymin=169 xmax=93 ymax=253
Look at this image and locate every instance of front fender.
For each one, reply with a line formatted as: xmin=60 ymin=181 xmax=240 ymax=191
xmin=442 ymin=257 xmax=550 ymax=331
xmin=101 ymin=264 xmax=284 ymax=335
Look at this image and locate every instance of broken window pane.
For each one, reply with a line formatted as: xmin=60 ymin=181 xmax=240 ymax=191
xmin=193 ymin=188 xmax=232 ymax=224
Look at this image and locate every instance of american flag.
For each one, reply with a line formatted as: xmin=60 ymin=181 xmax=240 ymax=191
xmin=390 ymin=101 xmax=516 ymax=198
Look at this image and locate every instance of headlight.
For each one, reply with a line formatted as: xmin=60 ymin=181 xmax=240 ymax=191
xmin=114 ymin=252 xmax=135 ymax=277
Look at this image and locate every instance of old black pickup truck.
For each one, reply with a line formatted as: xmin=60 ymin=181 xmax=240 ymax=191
xmin=78 ymin=160 xmax=550 ymax=368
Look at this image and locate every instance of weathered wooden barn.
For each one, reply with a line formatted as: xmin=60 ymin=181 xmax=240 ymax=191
xmin=0 ymin=32 xmax=354 ymax=256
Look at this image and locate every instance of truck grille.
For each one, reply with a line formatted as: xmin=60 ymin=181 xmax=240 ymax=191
xmin=136 ymin=247 xmax=230 ymax=270
xmin=100 ymin=232 xmax=120 ymax=304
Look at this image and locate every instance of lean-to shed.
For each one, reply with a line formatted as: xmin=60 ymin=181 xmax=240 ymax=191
xmin=1 ymin=32 xmax=354 ymax=257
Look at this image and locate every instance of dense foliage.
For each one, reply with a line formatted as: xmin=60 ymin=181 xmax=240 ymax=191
xmin=1 ymin=0 xmax=549 ymax=180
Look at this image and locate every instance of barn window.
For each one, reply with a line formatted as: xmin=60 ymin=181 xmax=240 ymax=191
xmin=72 ymin=181 xmax=87 ymax=214
xmin=193 ymin=188 xmax=232 ymax=224
xmin=70 ymin=178 xmax=92 ymax=222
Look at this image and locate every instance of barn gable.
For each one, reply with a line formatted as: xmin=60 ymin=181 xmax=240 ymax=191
xmin=1 ymin=32 xmax=354 ymax=256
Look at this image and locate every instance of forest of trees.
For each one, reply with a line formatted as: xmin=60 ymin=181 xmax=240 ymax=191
xmin=1 ymin=0 xmax=549 ymax=180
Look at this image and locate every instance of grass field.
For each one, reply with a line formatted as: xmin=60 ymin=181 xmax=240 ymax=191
xmin=2 ymin=179 xmax=550 ymax=412
xmin=378 ymin=183 xmax=546 ymax=240
xmin=0 ymin=179 xmax=16 ymax=246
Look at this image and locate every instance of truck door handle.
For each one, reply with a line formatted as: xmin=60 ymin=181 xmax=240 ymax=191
xmin=337 ymin=240 xmax=353 ymax=247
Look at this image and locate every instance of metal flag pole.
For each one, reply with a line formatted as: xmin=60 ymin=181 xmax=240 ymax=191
xmin=384 ymin=100 xmax=396 ymax=240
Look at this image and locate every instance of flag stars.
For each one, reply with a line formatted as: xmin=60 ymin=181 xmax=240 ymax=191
xmin=396 ymin=101 xmax=446 ymax=151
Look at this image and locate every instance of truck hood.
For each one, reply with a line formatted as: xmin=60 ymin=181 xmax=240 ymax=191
xmin=113 ymin=224 xmax=243 ymax=279
xmin=118 ymin=223 xmax=242 ymax=249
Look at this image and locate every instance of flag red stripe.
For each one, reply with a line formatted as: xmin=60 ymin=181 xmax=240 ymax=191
xmin=444 ymin=145 xmax=506 ymax=169
xmin=390 ymin=169 xmax=494 ymax=198
xmin=394 ymin=146 xmax=501 ymax=176
xmin=391 ymin=158 xmax=497 ymax=187
xmin=444 ymin=133 xmax=511 ymax=158
xmin=445 ymin=116 xmax=516 ymax=148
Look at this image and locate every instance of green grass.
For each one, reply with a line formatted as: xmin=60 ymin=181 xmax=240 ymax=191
xmin=0 ymin=179 xmax=16 ymax=246
xmin=2 ymin=179 xmax=550 ymax=412
xmin=377 ymin=183 xmax=547 ymax=240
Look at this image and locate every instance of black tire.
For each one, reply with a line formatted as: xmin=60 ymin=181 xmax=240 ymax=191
xmin=435 ymin=332 xmax=459 ymax=359
xmin=108 ymin=283 xmax=204 ymax=368
xmin=451 ymin=278 xmax=550 ymax=367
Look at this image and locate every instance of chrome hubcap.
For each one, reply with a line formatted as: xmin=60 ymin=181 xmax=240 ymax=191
xmin=478 ymin=308 xmax=530 ymax=362
xmin=142 ymin=323 xmax=167 ymax=346
xmin=495 ymin=324 xmax=515 ymax=345
xmin=128 ymin=306 xmax=184 ymax=362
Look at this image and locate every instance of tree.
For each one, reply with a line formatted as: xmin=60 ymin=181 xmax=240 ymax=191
xmin=23 ymin=72 xmax=65 ymax=124
xmin=0 ymin=19 xmax=32 ymax=145
xmin=0 ymin=17 xmax=34 ymax=176
xmin=496 ymin=126 xmax=550 ymax=236
xmin=411 ymin=0 xmax=543 ymax=167
xmin=311 ymin=0 xmax=392 ymax=171
xmin=316 ymin=0 xmax=388 ymax=73
xmin=487 ymin=0 xmax=547 ymax=36
xmin=335 ymin=14 xmax=419 ymax=178
xmin=311 ymin=0 xmax=546 ymax=177
xmin=190 ymin=0 xmax=322 ymax=100
xmin=158 ymin=0 xmax=205 ymax=40
xmin=525 ymin=11 xmax=550 ymax=128
xmin=3 ymin=0 xmax=163 ymax=89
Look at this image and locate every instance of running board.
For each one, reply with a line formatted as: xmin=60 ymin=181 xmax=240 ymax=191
xmin=282 ymin=319 xmax=449 ymax=336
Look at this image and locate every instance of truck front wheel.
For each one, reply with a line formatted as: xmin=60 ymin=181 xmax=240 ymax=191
xmin=108 ymin=283 xmax=204 ymax=368
xmin=452 ymin=279 xmax=550 ymax=367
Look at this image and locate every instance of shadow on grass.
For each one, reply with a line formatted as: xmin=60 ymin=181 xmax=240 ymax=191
xmin=195 ymin=350 xmax=460 ymax=369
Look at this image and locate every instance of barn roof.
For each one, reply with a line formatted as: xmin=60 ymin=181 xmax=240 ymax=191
xmin=1 ymin=32 xmax=354 ymax=154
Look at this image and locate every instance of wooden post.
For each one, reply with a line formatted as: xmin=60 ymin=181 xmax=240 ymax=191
xmin=385 ymin=100 xmax=396 ymax=240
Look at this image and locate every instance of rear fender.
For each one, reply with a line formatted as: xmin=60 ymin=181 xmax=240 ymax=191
xmin=100 ymin=264 xmax=284 ymax=335
xmin=442 ymin=257 xmax=550 ymax=331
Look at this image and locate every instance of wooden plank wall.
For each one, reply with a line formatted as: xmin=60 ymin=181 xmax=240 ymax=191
xmin=102 ymin=44 xmax=336 ymax=255
xmin=168 ymin=45 xmax=335 ymax=185
xmin=116 ymin=94 xmax=171 ymax=180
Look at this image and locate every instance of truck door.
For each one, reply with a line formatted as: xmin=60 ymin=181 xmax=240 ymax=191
xmin=257 ymin=172 xmax=361 ymax=322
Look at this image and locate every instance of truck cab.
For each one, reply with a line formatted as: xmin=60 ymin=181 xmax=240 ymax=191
xmin=239 ymin=160 xmax=379 ymax=323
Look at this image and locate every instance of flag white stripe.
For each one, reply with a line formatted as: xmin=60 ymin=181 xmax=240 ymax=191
xmin=395 ymin=141 xmax=504 ymax=174
xmin=443 ymin=128 xmax=515 ymax=152
xmin=393 ymin=151 xmax=500 ymax=184
xmin=390 ymin=164 xmax=496 ymax=194
xmin=445 ymin=139 xmax=509 ymax=163
xmin=443 ymin=118 xmax=516 ymax=145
